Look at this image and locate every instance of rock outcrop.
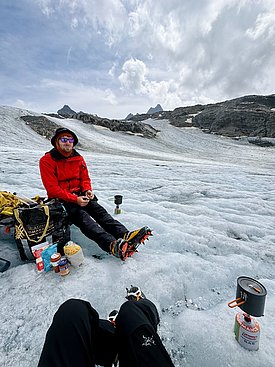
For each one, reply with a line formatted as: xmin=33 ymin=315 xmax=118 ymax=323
xmin=20 ymin=115 xmax=60 ymax=140
xmin=70 ymin=111 xmax=158 ymax=138
xmin=128 ymin=94 xmax=275 ymax=141
xmin=21 ymin=108 xmax=158 ymax=141
xmin=56 ymin=106 xmax=158 ymax=138
xmin=192 ymin=95 xmax=275 ymax=138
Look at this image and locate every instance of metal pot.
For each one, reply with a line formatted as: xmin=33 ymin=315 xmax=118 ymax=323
xmin=228 ymin=276 xmax=267 ymax=317
xmin=114 ymin=195 xmax=123 ymax=205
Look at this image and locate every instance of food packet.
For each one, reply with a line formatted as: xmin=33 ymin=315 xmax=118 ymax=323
xmin=31 ymin=242 xmax=49 ymax=272
xmin=41 ymin=243 xmax=58 ymax=272
xmin=64 ymin=241 xmax=81 ymax=256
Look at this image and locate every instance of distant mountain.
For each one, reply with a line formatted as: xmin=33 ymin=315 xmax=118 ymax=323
xmin=146 ymin=104 xmax=163 ymax=114
xmin=125 ymin=104 xmax=163 ymax=120
xmin=125 ymin=113 xmax=134 ymax=120
xmin=57 ymin=105 xmax=76 ymax=117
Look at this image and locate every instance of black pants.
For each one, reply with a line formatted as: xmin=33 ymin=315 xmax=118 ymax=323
xmin=63 ymin=199 xmax=128 ymax=252
xmin=38 ymin=299 xmax=175 ymax=367
xmin=37 ymin=299 xmax=118 ymax=367
xmin=116 ymin=300 xmax=175 ymax=367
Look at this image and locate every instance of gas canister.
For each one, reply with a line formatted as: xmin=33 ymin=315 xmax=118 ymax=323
xmin=234 ymin=312 xmax=260 ymax=351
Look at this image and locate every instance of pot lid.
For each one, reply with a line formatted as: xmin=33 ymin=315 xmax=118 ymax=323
xmin=237 ymin=276 xmax=267 ymax=296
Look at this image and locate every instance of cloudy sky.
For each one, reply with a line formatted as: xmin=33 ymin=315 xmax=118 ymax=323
xmin=1 ymin=0 xmax=275 ymax=119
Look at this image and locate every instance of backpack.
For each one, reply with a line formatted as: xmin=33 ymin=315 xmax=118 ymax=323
xmin=0 ymin=192 xmax=70 ymax=261
xmin=13 ymin=198 xmax=70 ymax=261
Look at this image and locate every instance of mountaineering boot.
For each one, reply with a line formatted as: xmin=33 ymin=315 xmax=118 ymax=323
xmin=110 ymin=238 xmax=129 ymax=260
xmin=123 ymin=226 xmax=152 ymax=254
xmin=108 ymin=310 xmax=118 ymax=326
xmin=126 ymin=285 xmax=146 ymax=301
xmin=110 ymin=227 xmax=152 ymax=260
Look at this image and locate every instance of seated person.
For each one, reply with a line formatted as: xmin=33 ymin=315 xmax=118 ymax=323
xmin=39 ymin=128 xmax=151 ymax=260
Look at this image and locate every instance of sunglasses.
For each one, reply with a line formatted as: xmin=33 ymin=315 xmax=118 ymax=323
xmin=59 ymin=137 xmax=74 ymax=143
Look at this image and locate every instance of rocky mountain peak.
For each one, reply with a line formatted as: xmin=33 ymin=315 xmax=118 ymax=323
xmin=57 ymin=105 xmax=76 ymax=117
xmin=147 ymin=104 xmax=163 ymax=114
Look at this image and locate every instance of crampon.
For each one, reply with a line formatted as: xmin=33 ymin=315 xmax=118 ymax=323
xmin=122 ymin=226 xmax=152 ymax=260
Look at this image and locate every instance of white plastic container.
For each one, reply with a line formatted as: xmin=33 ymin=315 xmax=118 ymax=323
xmin=64 ymin=241 xmax=84 ymax=267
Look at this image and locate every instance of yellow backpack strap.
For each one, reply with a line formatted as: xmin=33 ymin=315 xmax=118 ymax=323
xmin=14 ymin=205 xmax=50 ymax=244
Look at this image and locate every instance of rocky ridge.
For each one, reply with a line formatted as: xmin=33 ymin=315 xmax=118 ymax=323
xmin=20 ymin=107 xmax=158 ymax=142
xmin=19 ymin=94 xmax=275 ymax=147
xmin=129 ymin=94 xmax=275 ymax=146
xmin=68 ymin=111 xmax=158 ymax=138
xmin=20 ymin=115 xmax=59 ymax=141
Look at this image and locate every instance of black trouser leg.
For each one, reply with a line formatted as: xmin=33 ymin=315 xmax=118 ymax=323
xmin=116 ymin=301 xmax=175 ymax=367
xmin=86 ymin=201 xmax=128 ymax=238
xmin=64 ymin=201 xmax=128 ymax=252
xmin=37 ymin=299 xmax=99 ymax=367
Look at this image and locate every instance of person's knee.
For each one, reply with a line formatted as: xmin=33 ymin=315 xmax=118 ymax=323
xmin=50 ymin=298 xmax=99 ymax=336
xmin=59 ymin=298 xmax=84 ymax=310
xmin=118 ymin=300 xmax=135 ymax=314
xmin=56 ymin=299 xmax=96 ymax=321
xmin=55 ymin=299 xmax=85 ymax=316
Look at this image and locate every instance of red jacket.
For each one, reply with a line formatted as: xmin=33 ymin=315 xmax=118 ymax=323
xmin=39 ymin=149 xmax=92 ymax=203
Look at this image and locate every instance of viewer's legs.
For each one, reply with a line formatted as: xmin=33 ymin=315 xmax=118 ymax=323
xmin=37 ymin=299 xmax=99 ymax=367
xmin=116 ymin=300 xmax=175 ymax=367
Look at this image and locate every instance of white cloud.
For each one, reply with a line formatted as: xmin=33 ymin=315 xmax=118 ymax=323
xmin=108 ymin=63 xmax=117 ymax=78
xmin=246 ymin=10 xmax=275 ymax=40
xmin=38 ymin=0 xmax=129 ymax=45
xmin=71 ymin=17 xmax=78 ymax=29
xmin=118 ymin=58 xmax=148 ymax=93
xmin=40 ymin=78 xmax=109 ymax=99
xmin=37 ymin=0 xmax=54 ymax=16
xmin=66 ymin=47 xmax=72 ymax=64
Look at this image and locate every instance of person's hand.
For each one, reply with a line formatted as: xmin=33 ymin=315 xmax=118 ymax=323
xmin=77 ymin=196 xmax=90 ymax=207
xmin=84 ymin=190 xmax=94 ymax=200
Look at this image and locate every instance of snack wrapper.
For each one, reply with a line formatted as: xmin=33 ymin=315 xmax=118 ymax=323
xmin=31 ymin=242 xmax=49 ymax=272
xmin=64 ymin=241 xmax=81 ymax=256
xmin=42 ymin=243 xmax=58 ymax=272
